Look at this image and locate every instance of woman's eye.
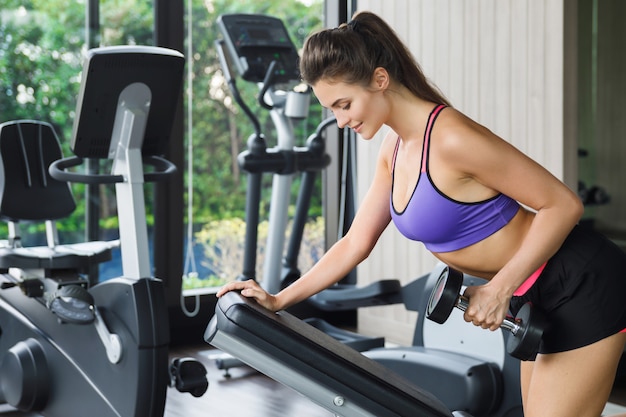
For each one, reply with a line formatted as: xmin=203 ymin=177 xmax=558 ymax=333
xmin=342 ymin=103 xmax=351 ymax=110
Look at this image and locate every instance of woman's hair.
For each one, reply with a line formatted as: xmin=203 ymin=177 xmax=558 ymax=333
xmin=300 ymin=11 xmax=450 ymax=106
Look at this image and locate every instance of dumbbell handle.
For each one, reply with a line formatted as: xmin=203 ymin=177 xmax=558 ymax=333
xmin=457 ymin=296 xmax=521 ymax=335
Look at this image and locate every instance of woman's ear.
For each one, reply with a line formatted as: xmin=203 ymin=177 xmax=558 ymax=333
xmin=371 ymin=67 xmax=390 ymax=90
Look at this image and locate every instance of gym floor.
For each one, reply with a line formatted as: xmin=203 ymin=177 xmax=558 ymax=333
xmin=2 ymin=343 xmax=626 ymax=416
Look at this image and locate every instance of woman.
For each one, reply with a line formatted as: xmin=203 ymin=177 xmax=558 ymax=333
xmin=217 ymin=11 xmax=626 ymax=417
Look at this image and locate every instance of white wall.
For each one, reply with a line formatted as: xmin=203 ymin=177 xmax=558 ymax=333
xmin=353 ymin=0 xmax=569 ymax=345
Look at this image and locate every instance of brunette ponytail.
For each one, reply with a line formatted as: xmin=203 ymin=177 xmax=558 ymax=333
xmin=300 ymin=11 xmax=450 ymax=106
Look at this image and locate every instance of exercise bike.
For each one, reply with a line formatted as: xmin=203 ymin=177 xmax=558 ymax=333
xmin=0 ymin=45 xmax=207 ymax=416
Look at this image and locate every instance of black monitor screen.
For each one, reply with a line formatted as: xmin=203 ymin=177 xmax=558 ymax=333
xmin=71 ymin=45 xmax=185 ymax=159
xmin=217 ymin=14 xmax=300 ymax=83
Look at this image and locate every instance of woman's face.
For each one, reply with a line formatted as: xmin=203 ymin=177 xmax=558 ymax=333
xmin=312 ymin=73 xmax=389 ymax=140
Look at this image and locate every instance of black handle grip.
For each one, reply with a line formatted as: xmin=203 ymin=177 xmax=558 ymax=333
xmin=49 ymin=155 xmax=176 ymax=184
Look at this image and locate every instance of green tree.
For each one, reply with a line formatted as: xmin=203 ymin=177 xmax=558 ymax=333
xmin=0 ymin=3 xmax=83 ymax=135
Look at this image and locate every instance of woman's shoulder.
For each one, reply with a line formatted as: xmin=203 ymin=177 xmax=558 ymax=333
xmin=436 ymin=106 xmax=483 ymax=134
xmin=433 ymin=107 xmax=499 ymax=154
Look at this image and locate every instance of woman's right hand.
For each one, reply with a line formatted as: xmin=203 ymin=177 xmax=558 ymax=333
xmin=215 ymin=279 xmax=280 ymax=312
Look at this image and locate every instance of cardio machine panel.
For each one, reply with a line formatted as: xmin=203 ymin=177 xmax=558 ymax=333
xmin=71 ymin=45 xmax=185 ymax=159
xmin=217 ymin=14 xmax=301 ymax=84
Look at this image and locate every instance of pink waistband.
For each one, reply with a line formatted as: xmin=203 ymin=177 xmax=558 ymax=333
xmin=512 ymin=262 xmax=626 ymax=333
xmin=513 ymin=262 xmax=547 ymax=296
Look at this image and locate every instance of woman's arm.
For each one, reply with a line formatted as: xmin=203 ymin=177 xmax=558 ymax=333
xmin=436 ymin=109 xmax=583 ymax=329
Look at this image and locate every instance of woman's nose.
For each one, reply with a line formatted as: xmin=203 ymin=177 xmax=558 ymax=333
xmin=335 ymin=113 xmax=349 ymax=129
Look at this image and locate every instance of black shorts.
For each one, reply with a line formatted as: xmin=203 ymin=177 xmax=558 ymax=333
xmin=510 ymin=225 xmax=626 ymax=355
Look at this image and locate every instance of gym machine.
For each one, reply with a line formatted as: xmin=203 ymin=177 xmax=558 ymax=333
xmin=216 ymin=13 xmax=331 ymax=293
xmin=219 ymin=263 xmax=526 ymax=417
xmin=206 ymin=265 xmax=528 ymax=416
xmin=213 ymin=13 xmax=391 ymax=371
xmin=0 ymin=45 xmax=207 ymax=416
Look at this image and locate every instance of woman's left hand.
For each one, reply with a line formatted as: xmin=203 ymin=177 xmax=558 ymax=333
xmin=461 ymin=283 xmax=512 ymax=331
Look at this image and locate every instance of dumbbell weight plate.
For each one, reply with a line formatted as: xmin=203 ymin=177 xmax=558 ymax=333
xmin=506 ymin=302 xmax=547 ymax=361
xmin=426 ymin=266 xmax=464 ymax=324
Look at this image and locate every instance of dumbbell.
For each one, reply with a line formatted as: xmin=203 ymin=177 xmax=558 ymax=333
xmin=426 ymin=266 xmax=546 ymax=361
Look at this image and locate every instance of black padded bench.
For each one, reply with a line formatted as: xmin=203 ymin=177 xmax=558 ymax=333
xmin=205 ymin=291 xmax=473 ymax=417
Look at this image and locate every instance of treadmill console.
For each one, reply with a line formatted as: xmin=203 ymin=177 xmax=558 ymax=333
xmin=217 ymin=14 xmax=301 ymax=84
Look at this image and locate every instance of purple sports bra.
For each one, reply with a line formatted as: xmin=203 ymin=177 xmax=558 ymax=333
xmin=390 ymin=104 xmax=520 ymax=252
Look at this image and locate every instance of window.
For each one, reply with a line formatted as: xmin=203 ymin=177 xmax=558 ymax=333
xmin=0 ymin=0 xmax=325 ymax=295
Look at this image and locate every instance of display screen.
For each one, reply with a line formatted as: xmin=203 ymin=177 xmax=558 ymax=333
xmin=218 ymin=14 xmax=300 ymax=83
